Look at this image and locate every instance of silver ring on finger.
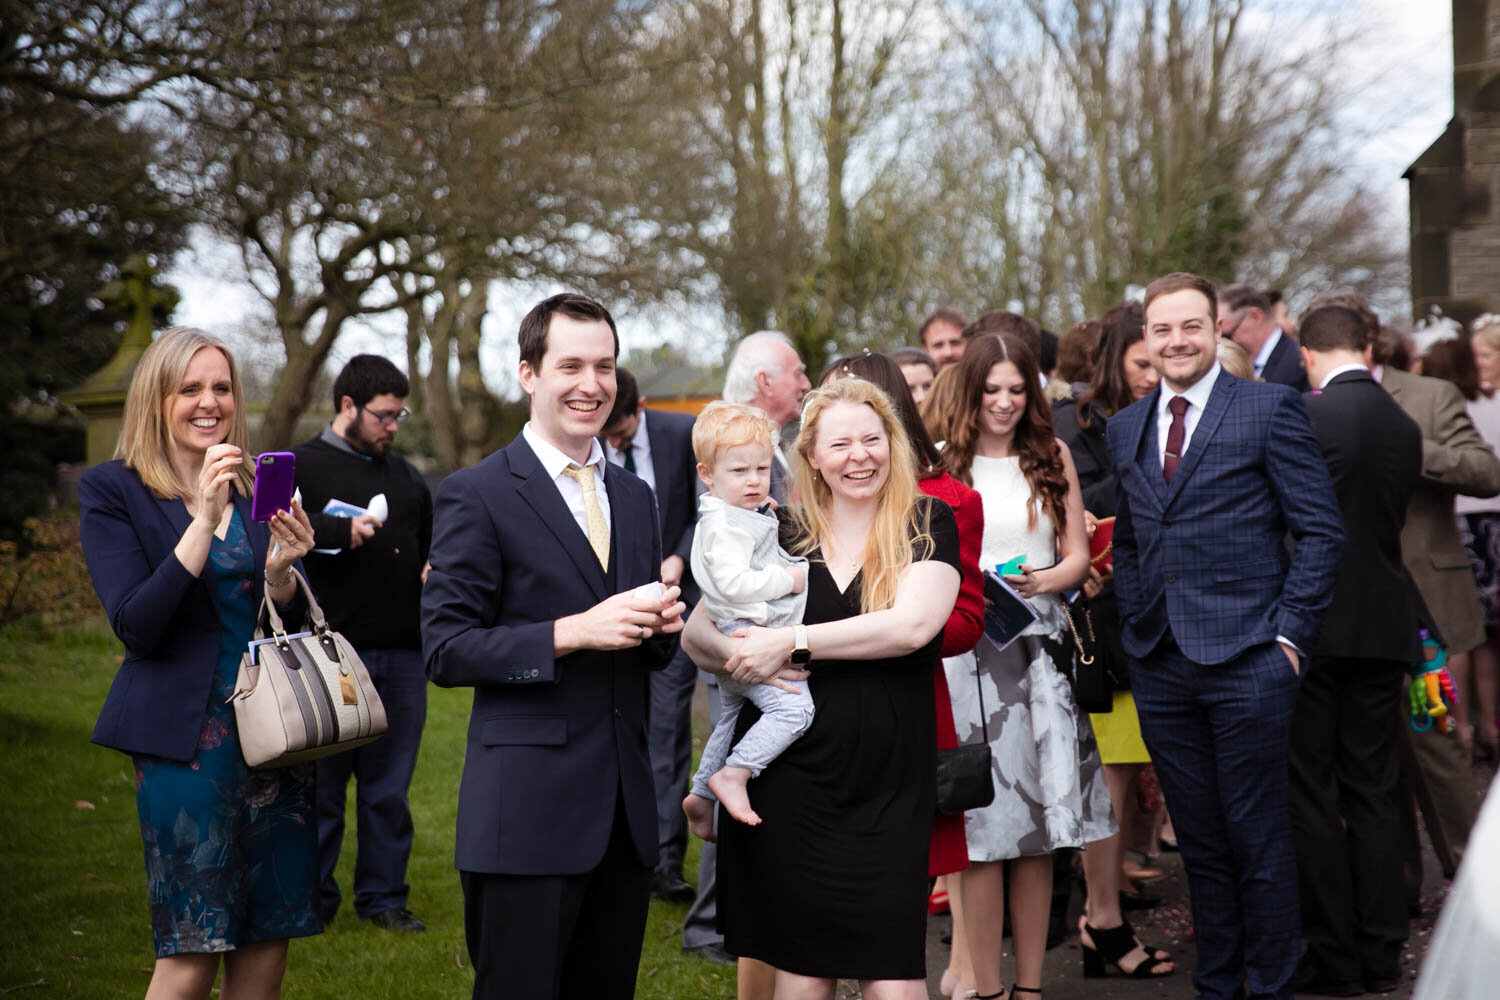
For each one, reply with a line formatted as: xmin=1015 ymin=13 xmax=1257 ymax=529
xmin=637 ymin=625 xmax=645 ymax=639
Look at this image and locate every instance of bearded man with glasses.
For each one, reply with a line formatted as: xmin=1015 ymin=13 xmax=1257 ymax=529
xmin=294 ymin=354 xmax=434 ymax=933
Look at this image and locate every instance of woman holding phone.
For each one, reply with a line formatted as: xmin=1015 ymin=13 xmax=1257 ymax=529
xmin=945 ymin=332 xmax=1114 ymax=1000
xmin=78 ymin=326 xmax=321 ymax=999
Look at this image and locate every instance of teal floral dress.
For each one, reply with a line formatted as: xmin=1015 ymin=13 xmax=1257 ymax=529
xmin=132 ymin=511 xmax=321 ymax=956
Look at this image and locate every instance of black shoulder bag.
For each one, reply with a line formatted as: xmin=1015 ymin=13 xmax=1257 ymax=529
xmin=935 ymin=657 xmax=996 ymax=815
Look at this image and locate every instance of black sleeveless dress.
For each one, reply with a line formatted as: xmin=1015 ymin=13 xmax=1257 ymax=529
xmin=717 ymin=497 xmax=958 ymax=980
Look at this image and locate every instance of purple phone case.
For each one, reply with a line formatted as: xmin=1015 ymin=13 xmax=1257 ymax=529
xmin=251 ymin=452 xmax=296 ymax=522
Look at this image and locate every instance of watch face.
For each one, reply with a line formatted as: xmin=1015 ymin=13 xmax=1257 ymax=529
xmin=791 ymin=648 xmax=811 ymax=664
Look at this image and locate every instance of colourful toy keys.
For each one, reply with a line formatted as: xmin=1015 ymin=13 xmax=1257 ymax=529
xmin=1408 ymin=629 xmax=1459 ymax=733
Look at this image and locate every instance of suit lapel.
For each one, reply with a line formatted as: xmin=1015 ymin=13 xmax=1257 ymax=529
xmin=644 ymin=409 xmax=671 ymax=531
xmin=1164 ymin=369 xmax=1232 ymax=508
xmin=1124 ymin=390 xmax=1168 ymax=513
xmin=236 ymin=490 xmax=265 ymax=615
xmin=509 ymin=437 xmax=609 ymax=601
xmin=604 ymin=465 xmax=642 ymax=590
xmin=154 ymin=490 xmax=220 ymax=616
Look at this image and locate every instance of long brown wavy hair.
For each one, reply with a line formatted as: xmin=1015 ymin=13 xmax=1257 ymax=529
xmin=1077 ymin=300 xmax=1145 ymax=428
xmin=946 ymin=333 xmax=1068 ymax=534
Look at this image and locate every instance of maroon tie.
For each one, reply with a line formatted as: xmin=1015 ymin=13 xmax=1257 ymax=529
xmin=1163 ymin=395 xmax=1189 ymax=483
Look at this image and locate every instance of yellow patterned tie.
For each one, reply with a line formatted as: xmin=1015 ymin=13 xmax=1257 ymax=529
xmin=561 ymin=463 xmax=610 ymax=569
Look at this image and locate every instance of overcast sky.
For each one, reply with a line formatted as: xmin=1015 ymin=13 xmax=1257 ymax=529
xmin=172 ymin=0 xmax=1457 ymax=398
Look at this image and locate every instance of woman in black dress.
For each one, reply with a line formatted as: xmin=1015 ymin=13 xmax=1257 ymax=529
xmin=683 ymin=376 xmax=961 ymax=998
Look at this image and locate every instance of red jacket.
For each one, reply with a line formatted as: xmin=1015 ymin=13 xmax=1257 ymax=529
xmin=918 ymin=472 xmax=985 ymax=876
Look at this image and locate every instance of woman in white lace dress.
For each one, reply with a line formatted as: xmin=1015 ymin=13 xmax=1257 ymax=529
xmin=942 ymin=331 xmax=1115 ymax=1000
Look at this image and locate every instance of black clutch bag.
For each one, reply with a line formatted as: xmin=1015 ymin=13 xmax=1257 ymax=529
xmin=1064 ymin=594 xmax=1114 ymax=714
xmin=935 ymin=656 xmax=996 ymax=815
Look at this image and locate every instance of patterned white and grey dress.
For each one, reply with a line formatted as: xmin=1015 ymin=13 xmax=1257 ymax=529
xmin=945 ymin=453 xmax=1115 ymax=860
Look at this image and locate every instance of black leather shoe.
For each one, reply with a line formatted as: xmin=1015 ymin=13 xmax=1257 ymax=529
xmin=683 ymin=942 xmax=736 ymax=966
xmin=1291 ymin=961 xmax=1362 ymax=996
xmin=652 ymin=869 xmax=695 ymax=903
xmin=365 ymin=907 xmax=427 ymax=933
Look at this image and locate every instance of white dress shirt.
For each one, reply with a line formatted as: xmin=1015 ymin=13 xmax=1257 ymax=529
xmin=1318 ymin=363 xmax=1369 ymax=390
xmin=1155 ymin=362 xmax=1223 ymax=467
xmin=522 ymin=422 xmax=612 ymax=537
xmin=604 ymin=408 xmax=656 ymax=494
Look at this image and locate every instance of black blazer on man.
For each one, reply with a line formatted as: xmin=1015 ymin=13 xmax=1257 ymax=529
xmin=643 ymin=407 xmax=702 ymax=602
xmin=1261 ymin=333 xmax=1311 ymax=392
xmin=1303 ymin=370 xmax=1425 ymax=659
xmin=421 ymin=434 xmax=673 ymax=876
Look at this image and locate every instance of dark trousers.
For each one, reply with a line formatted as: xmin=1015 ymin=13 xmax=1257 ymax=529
xmin=682 ymin=673 xmax=724 ymax=951
xmin=316 ymin=647 xmax=428 ymax=919
xmin=460 ymin=794 xmax=652 ymax=999
xmin=1289 ymin=657 xmax=1407 ymax=983
xmin=1133 ymin=639 xmax=1300 ymax=1000
xmin=648 ymin=641 xmax=697 ymax=874
xmin=1397 ymin=696 xmax=1478 ymax=900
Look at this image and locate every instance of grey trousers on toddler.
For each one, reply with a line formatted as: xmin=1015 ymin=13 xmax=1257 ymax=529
xmin=689 ymin=673 xmax=814 ymax=799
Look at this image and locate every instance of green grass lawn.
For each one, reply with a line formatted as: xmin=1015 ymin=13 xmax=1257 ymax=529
xmin=0 ymin=618 xmax=734 ymax=998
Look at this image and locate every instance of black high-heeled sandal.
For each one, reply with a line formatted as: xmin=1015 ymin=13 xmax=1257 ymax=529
xmin=1079 ymin=920 xmax=1175 ymax=978
xmin=1011 ymin=987 xmax=1042 ymax=998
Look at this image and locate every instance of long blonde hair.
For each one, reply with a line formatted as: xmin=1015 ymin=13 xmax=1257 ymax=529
xmin=117 ymin=326 xmax=255 ymax=499
xmin=788 ymin=378 xmax=932 ymax=614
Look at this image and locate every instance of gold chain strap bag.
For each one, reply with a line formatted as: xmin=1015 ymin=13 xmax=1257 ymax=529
xmin=230 ymin=568 xmax=388 ymax=768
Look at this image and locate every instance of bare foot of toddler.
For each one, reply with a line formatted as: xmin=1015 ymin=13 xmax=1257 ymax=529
xmin=707 ymin=766 xmax=762 ymax=827
xmin=682 ymin=792 xmax=717 ymax=843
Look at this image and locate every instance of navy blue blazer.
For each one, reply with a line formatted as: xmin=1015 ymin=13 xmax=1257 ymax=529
xmin=421 ymin=434 xmax=672 ymax=876
xmin=1259 ymin=333 xmax=1311 ymax=392
xmin=78 ymin=460 xmax=306 ymax=762
xmin=1105 ymin=370 xmax=1345 ymax=664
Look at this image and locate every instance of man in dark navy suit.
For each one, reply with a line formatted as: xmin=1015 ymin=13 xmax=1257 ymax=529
xmin=1107 ymin=272 xmax=1344 ymax=1000
xmin=1291 ymin=305 xmax=1425 ymax=996
xmin=421 ymin=293 xmax=687 ymax=999
xmin=601 ymin=367 xmax=704 ymax=904
xmin=1218 ymin=283 xmax=1310 ymax=392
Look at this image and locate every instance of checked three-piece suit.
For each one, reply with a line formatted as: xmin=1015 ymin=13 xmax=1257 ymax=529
xmin=1107 ymin=366 xmax=1345 ymax=1000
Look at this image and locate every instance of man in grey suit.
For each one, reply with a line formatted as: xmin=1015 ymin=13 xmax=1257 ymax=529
xmin=602 ymin=368 xmax=702 ymax=904
xmin=1379 ymin=355 xmax=1500 ymax=888
xmin=678 ymin=330 xmax=809 ymax=970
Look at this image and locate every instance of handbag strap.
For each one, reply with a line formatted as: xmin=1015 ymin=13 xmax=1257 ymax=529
xmin=258 ymin=567 xmax=329 ymax=639
xmin=1061 ymin=598 xmax=1096 ymax=666
xmin=963 ymin=651 xmax=988 ymax=746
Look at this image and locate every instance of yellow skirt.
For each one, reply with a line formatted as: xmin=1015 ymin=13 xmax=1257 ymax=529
xmin=1090 ymin=691 xmax=1150 ymax=765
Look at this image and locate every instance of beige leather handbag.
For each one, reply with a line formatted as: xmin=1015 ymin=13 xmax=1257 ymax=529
xmin=230 ymin=569 xmax=388 ymax=768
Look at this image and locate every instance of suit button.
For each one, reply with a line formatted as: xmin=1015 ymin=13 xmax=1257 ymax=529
xmin=1161 ymin=519 xmax=1172 ymax=528
xmin=530 ymin=668 xmax=539 ymax=678
xmin=1166 ymin=573 xmax=1177 ymax=583
xmin=614 ymin=708 xmax=623 ymax=719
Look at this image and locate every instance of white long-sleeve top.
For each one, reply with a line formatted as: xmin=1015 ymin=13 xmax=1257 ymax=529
xmin=690 ymin=494 xmax=809 ymax=628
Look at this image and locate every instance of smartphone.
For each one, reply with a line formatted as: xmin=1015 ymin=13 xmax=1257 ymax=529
xmin=998 ymin=554 xmax=1028 ymax=576
xmin=251 ymin=452 xmax=296 ymax=522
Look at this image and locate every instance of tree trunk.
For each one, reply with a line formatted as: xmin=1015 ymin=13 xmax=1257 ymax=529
xmin=258 ymin=301 xmax=351 ymax=450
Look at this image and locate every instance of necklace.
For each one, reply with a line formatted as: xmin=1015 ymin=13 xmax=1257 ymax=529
xmin=825 ymin=536 xmax=862 ymax=571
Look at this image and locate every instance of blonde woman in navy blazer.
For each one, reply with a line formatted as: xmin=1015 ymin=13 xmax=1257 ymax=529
xmin=79 ymin=327 xmax=319 ymax=1000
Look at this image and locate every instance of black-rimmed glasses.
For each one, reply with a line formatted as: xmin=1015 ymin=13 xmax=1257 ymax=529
xmin=363 ymin=405 xmax=411 ymax=426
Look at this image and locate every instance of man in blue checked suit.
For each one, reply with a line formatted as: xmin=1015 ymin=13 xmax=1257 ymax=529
xmin=1106 ymin=273 xmax=1345 ymax=1000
